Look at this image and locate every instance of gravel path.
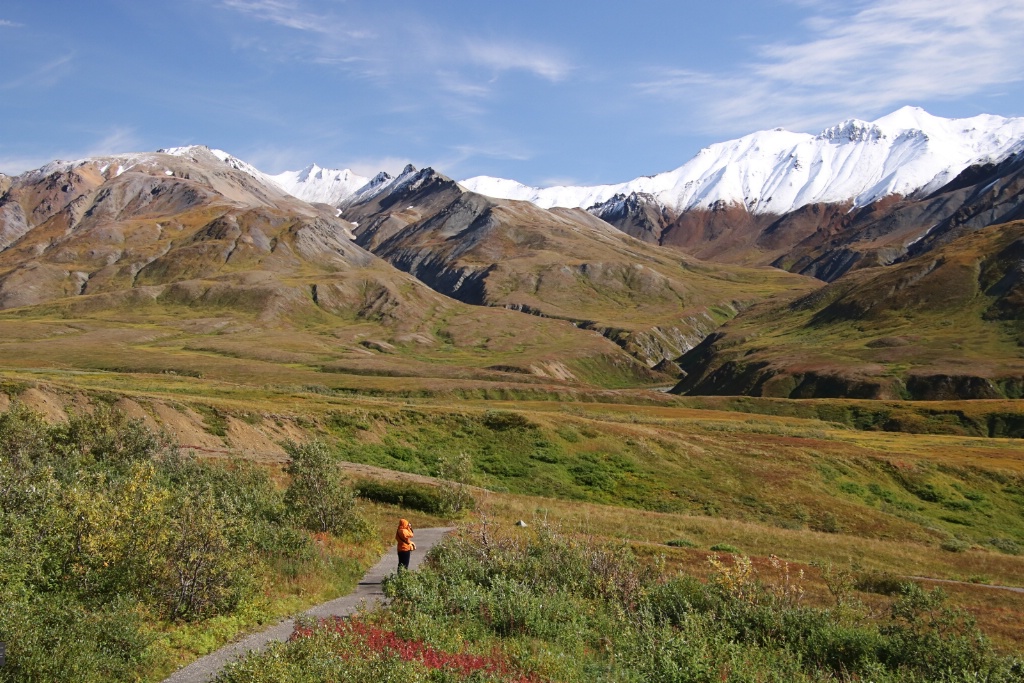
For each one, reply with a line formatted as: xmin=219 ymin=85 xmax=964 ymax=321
xmin=161 ymin=526 xmax=455 ymax=683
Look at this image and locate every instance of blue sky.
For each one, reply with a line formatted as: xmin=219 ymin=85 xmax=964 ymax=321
xmin=2 ymin=0 xmax=1024 ymax=185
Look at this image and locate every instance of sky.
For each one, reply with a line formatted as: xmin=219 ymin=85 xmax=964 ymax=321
xmin=2 ymin=0 xmax=1024 ymax=185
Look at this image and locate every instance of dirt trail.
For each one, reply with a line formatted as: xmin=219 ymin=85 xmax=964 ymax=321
xmin=908 ymin=576 xmax=1024 ymax=594
xmin=161 ymin=526 xmax=455 ymax=683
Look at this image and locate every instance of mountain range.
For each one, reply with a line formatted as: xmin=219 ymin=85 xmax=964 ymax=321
xmin=269 ymin=107 xmax=1024 ymax=281
xmin=2 ymin=106 xmax=1023 ymax=399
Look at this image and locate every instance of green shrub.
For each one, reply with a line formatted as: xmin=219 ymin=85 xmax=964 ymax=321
xmin=192 ymin=403 xmax=229 ymax=437
xmin=665 ymin=538 xmax=698 ymax=548
xmin=709 ymin=543 xmax=739 ymax=553
xmin=854 ymin=570 xmax=912 ymax=596
xmin=355 ymin=479 xmax=445 ymax=514
xmin=812 ymin=511 xmax=842 ymax=533
xmin=435 ymin=452 xmax=475 ymax=517
xmin=0 ymin=405 xmax=376 ymax=681
xmin=0 ymin=592 xmax=155 ymax=683
xmin=480 ymin=410 xmax=534 ymax=431
xmin=284 ymin=440 xmax=370 ymax=539
xmin=988 ymin=537 xmax=1022 ymax=555
xmin=940 ymin=537 xmax=971 ymax=553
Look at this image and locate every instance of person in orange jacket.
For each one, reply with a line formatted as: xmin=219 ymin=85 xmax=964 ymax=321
xmin=396 ymin=518 xmax=415 ymax=570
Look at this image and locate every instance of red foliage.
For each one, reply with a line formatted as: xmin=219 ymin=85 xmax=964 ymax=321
xmin=291 ymin=617 xmax=541 ymax=682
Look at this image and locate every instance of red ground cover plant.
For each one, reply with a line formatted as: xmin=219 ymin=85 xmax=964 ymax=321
xmin=291 ymin=617 xmax=542 ymax=682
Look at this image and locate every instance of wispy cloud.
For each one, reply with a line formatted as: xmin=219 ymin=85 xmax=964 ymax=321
xmin=637 ymin=0 xmax=1024 ymax=133
xmin=212 ymin=0 xmax=568 ymax=176
xmin=0 ymin=152 xmax=52 ymax=176
xmin=83 ymin=128 xmax=142 ymax=158
xmin=0 ymin=19 xmax=23 ymax=28
xmin=464 ymin=41 xmax=572 ymax=82
xmin=218 ymin=0 xmax=380 ymax=85
xmin=1 ymin=53 xmax=74 ymax=91
xmin=217 ymin=1 xmax=573 ymax=112
xmin=220 ymin=0 xmax=369 ymax=38
xmin=433 ymin=142 xmax=535 ymax=178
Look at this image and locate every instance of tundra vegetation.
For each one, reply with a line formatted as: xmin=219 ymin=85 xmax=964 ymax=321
xmin=219 ymin=523 xmax=1023 ymax=682
xmin=2 ymin=130 xmax=1024 ymax=683
xmin=0 ymin=405 xmax=378 ymax=682
xmin=0 ymin=385 xmax=1021 ymax=681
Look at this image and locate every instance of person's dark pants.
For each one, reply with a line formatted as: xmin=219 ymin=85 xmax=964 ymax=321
xmin=397 ymin=550 xmax=411 ymax=570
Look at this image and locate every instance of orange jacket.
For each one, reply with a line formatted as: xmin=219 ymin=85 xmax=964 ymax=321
xmin=396 ymin=519 xmax=414 ymax=552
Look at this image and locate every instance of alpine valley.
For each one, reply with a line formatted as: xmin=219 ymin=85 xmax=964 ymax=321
xmin=4 ymin=108 xmax=1024 ymax=683
xmin=4 ymin=107 xmax=1022 ymax=399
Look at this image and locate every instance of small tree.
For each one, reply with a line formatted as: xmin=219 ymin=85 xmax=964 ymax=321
xmin=436 ymin=452 xmax=475 ymax=517
xmin=161 ymin=487 xmax=250 ymax=620
xmin=283 ymin=441 xmax=368 ymax=538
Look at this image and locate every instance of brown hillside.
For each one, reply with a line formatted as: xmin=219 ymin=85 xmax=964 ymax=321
xmin=673 ymin=221 xmax=1024 ymax=400
xmin=343 ymin=167 xmax=816 ymax=368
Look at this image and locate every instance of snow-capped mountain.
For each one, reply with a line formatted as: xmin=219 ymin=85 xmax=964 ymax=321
xmin=460 ymin=107 xmax=1024 ymax=215
xmin=268 ymin=164 xmax=370 ymax=206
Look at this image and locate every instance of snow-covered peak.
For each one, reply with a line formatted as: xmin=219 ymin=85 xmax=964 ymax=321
xmin=460 ymin=107 xmax=1024 ymax=215
xmin=817 ymin=119 xmax=884 ymax=143
xmin=872 ymin=105 xmax=942 ymax=132
xmin=269 ymin=164 xmax=369 ymax=206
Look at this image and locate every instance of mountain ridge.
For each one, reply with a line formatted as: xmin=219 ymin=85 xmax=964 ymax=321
xmin=459 ymin=107 xmax=1024 ymax=216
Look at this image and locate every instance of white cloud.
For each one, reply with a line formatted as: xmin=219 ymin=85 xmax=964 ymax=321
xmin=0 ymin=19 xmax=23 ymax=28
xmin=432 ymin=142 xmax=534 ymax=179
xmin=227 ymin=143 xmax=420 ymax=178
xmin=464 ymin=41 xmax=572 ymax=82
xmin=218 ymin=0 xmax=377 ymax=81
xmin=637 ymin=0 xmax=1024 ymax=133
xmin=436 ymin=71 xmax=491 ymax=99
xmin=538 ymin=176 xmax=580 ymax=187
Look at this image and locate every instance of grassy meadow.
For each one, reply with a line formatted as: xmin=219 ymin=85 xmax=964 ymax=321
xmin=0 ymin=303 xmax=1020 ymax=680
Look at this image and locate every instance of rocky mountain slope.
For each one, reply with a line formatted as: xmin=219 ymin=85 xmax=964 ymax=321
xmin=672 ymin=220 xmax=1024 ymax=400
xmin=336 ymin=164 xmax=816 ymax=369
xmin=0 ymin=147 xmax=667 ymax=388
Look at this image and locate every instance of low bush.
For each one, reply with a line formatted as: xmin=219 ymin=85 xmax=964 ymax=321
xmin=940 ymin=537 xmax=971 ymax=553
xmin=356 ymin=475 xmax=476 ymax=518
xmin=988 ymin=537 xmax=1022 ymax=555
xmin=854 ymin=570 xmax=913 ymax=596
xmin=229 ymin=523 xmax=1023 ymax=682
xmin=709 ymin=542 xmax=740 ymax=553
xmin=665 ymin=538 xmax=698 ymax=548
xmin=0 ymin=404 xmax=373 ymax=682
xmin=355 ymin=479 xmax=446 ymax=514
